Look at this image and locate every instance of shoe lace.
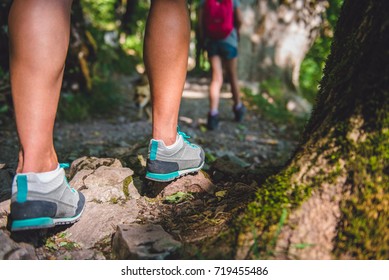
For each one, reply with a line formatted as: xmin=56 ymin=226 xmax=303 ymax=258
xmin=59 ymin=163 xmax=70 ymax=169
xmin=177 ymin=126 xmax=196 ymax=147
xmin=59 ymin=163 xmax=76 ymax=193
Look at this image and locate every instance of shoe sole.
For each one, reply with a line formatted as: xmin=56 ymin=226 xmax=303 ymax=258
xmin=145 ymin=161 xmax=204 ymax=182
xmin=11 ymin=201 xmax=86 ymax=232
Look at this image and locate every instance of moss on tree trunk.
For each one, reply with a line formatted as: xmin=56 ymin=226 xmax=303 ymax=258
xmin=238 ymin=0 xmax=388 ymax=259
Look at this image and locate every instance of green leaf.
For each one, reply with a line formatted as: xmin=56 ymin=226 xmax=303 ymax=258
xmin=163 ymin=192 xmax=194 ymax=204
xmin=215 ymin=190 xmax=227 ymax=201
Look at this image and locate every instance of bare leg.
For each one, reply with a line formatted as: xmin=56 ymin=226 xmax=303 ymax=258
xmin=9 ymin=0 xmax=73 ymax=173
xmin=144 ymin=0 xmax=190 ymax=146
xmin=209 ymin=55 xmax=223 ymax=112
xmin=224 ymin=57 xmax=241 ymax=107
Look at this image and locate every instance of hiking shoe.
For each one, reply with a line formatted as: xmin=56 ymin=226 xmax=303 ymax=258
xmin=145 ymin=128 xmax=205 ymax=182
xmin=233 ymin=104 xmax=246 ymax=122
xmin=10 ymin=165 xmax=85 ymax=231
xmin=207 ymin=113 xmax=219 ymax=130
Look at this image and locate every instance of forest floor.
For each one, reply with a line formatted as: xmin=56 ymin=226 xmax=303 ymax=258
xmin=0 ymin=74 xmax=305 ymax=259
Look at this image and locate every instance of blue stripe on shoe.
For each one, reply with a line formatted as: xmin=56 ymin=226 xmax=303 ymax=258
xmin=11 ymin=217 xmax=53 ymax=230
xmin=150 ymin=140 xmax=159 ymax=160
xmin=145 ymin=171 xmax=180 ymax=181
xmin=16 ymin=175 xmax=28 ymax=203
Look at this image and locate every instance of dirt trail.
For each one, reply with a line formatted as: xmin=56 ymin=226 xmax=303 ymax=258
xmin=0 ymin=75 xmax=298 ymax=170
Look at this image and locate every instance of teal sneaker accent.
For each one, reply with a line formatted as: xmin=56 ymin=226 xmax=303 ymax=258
xmin=150 ymin=140 xmax=158 ymax=160
xmin=146 ymin=127 xmax=205 ymax=182
xmin=12 ymin=217 xmax=53 ymax=230
xmin=145 ymin=170 xmax=180 ymax=182
xmin=16 ymin=175 xmax=28 ymax=203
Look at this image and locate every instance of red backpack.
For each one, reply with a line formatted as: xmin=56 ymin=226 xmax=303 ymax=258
xmin=203 ymin=0 xmax=234 ymax=40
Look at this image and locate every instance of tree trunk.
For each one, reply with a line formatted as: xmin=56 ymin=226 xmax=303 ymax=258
xmin=238 ymin=0 xmax=328 ymax=92
xmin=238 ymin=0 xmax=388 ymax=260
xmin=120 ymin=0 xmax=139 ymax=34
xmin=0 ymin=1 xmax=10 ymax=72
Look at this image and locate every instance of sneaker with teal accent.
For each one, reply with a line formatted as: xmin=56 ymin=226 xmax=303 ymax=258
xmin=145 ymin=129 xmax=205 ymax=182
xmin=10 ymin=164 xmax=85 ymax=231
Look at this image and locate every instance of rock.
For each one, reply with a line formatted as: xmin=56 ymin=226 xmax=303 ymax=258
xmin=225 ymin=154 xmax=251 ymax=168
xmin=112 ymin=224 xmax=182 ymax=260
xmin=57 ymin=249 xmax=106 ymax=260
xmin=0 ymin=230 xmax=37 ymax=260
xmin=0 ymin=200 xmax=10 ymax=228
xmin=65 ymin=157 xmax=141 ymax=248
xmin=160 ymin=171 xmax=215 ymax=197
xmin=82 ymin=166 xmax=136 ymax=202
xmin=211 ymin=155 xmax=248 ymax=176
xmin=65 ymin=199 xmax=140 ymax=249
xmin=68 ymin=156 xmax=123 ymax=179
xmin=68 ymin=169 xmax=94 ymax=189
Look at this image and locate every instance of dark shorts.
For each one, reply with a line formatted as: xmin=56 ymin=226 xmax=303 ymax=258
xmin=205 ymin=40 xmax=238 ymax=60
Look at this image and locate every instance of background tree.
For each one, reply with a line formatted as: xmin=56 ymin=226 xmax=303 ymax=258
xmin=236 ymin=0 xmax=388 ymax=260
xmin=193 ymin=0 xmax=342 ymax=119
xmin=237 ymin=0 xmax=328 ymax=90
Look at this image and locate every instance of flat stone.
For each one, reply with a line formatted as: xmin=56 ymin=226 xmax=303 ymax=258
xmin=160 ymin=171 xmax=215 ymax=197
xmin=65 ymin=198 xmax=140 ymax=249
xmin=112 ymin=224 xmax=181 ymax=260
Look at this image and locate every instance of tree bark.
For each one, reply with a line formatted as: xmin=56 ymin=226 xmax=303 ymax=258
xmin=238 ymin=0 xmax=388 ymax=260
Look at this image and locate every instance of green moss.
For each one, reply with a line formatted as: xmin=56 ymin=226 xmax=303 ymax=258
xmin=240 ymin=110 xmax=388 ymax=259
xmin=241 ymin=165 xmax=310 ymax=257
xmin=334 ymin=113 xmax=389 ymax=259
xmin=122 ymin=176 xmax=133 ymax=199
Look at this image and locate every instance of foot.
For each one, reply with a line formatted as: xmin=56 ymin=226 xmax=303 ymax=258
xmin=207 ymin=113 xmax=219 ymax=130
xmin=10 ymin=164 xmax=85 ymax=231
xmin=146 ymin=128 xmax=205 ymax=182
xmin=233 ymin=104 xmax=246 ymax=122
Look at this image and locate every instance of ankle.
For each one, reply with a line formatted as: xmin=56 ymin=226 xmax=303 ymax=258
xmin=18 ymin=150 xmax=58 ymax=173
xmin=152 ymin=126 xmax=177 ymax=146
xmin=234 ymin=102 xmax=243 ymax=110
xmin=209 ymin=109 xmax=219 ymax=116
